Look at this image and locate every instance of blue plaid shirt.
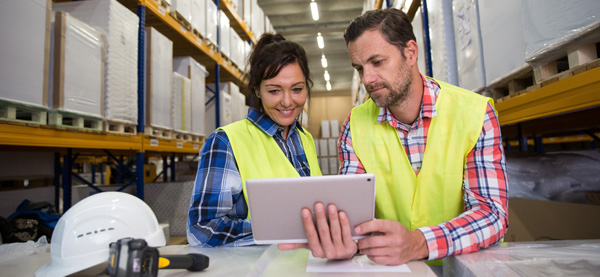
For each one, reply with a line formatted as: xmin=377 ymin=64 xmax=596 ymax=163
xmin=187 ymin=108 xmax=311 ymax=247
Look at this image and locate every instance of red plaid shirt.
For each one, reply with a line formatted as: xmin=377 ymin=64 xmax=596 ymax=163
xmin=338 ymin=74 xmax=508 ymax=260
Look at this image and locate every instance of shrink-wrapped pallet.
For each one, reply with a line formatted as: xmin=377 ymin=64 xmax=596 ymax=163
xmin=1 ymin=0 xmax=51 ymax=107
xmin=54 ymin=0 xmax=139 ymax=123
xmin=145 ymin=27 xmax=173 ymax=129
xmin=205 ymin=83 xmax=233 ymax=133
xmin=219 ymin=10 xmax=231 ymax=58
xmin=191 ymin=0 xmax=206 ymax=38
xmin=205 ymin=0 xmax=218 ymax=46
xmin=452 ymin=0 xmax=486 ymax=91
xmin=50 ymin=12 xmax=104 ymax=117
xmin=172 ymin=72 xmax=192 ymax=132
xmin=173 ymin=57 xmax=208 ymax=136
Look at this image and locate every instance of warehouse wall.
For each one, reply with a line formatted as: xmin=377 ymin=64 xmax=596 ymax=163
xmin=308 ymin=90 xmax=353 ymax=138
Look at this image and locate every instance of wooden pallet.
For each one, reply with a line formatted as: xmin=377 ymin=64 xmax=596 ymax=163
xmin=47 ymin=109 xmax=103 ymax=132
xmin=0 ymin=99 xmax=47 ymax=125
xmin=170 ymin=10 xmax=192 ymax=31
xmin=103 ymin=119 xmax=137 ymax=136
xmin=489 ymin=42 xmax=600 ymax=103
xmin=173 ymin=131 xmax=204 ymax=142
xmin=144 ymin=125 xmax=173 ymax=139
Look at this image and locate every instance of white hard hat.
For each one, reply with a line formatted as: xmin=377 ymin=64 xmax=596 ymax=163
xmin=35 ymin=192 xmax=166 ymax=276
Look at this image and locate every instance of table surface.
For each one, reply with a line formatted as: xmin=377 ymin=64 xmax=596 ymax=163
xmin=0 ymin=244 xmax=436 ymax=276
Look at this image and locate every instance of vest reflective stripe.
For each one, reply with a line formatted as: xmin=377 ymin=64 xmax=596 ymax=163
xmin=221 ymin=120 xmax=322 ymax=219
xmin=350 ymin=79 xmax=493 ymax=231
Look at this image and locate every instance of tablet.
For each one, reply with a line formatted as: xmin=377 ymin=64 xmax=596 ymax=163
xmin=246 ymin=174 xmax=376 ymax=244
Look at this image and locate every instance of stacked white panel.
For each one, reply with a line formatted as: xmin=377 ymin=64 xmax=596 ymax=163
xmin=478 ymin=0 xmax=526 ymax=85
xmin=191 ymin=0 xmax=206 ymax=38
xmin=172 ymin=72 xmax=192 ymax=132
xmin=174 ymin=57 xmax=209 ymax=136
xmin=521 ymin=0 xmax=600 ymax=66
xmin=243 ymin=0 xmax=252 ymax=28
xmin=172 ymin=0 xmax=192 ymax=25
xmin=219 ymin=10 xmax=231 ymax=58
xmin=205 ymin=0 xmax=218 ymax=46
xmin=205 ymin=83 xmax=234 ymax=133
xmin=320 ymin=158 xmax=330 ymax=175
xmin=1 ymin=0 xmax=50 ymax=107
xmin=329 ymin=157 xmax=339 ymax=175
xmin=327 ymin=138 xmax=337 ymax=158
xmin=54 ymin=0 xmax=139 ymax=123
xmin=330 ymin=120 xmax=340 ymax=138
xmin=319 ymin=139 xmax=328 ymax=157
xmin=452 ymin=0 xmax=486 ymax=91
xmin=145 ymin=27 xmax=173 ymax=129
xmin=321 ymin=120 xmax=331 ymax=138
xmin=50 ymin=12 xmax=103 ymax=117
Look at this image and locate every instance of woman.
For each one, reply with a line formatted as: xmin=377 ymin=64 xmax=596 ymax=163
xmin=187 ymin=33 xmax=322 ymax=247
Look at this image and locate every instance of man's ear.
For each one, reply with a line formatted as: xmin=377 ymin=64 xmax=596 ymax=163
xmin=404 ymin=40 xmax=418 ymax=65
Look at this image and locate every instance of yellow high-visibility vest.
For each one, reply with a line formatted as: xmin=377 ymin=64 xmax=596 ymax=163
xmin=221 ymin=120 xmax=322 ymax=218
xmin=350 ymin=79 xmax=492 ymax=230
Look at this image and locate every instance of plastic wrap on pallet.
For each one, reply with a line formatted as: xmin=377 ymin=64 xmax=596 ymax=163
xmin=230 ymin=29 xmax=244 ymax=68
xmin=48 ymin=12 xmax=103 ymax=117
xmin=190 ymin=0 xmax=206 ymax=38
xmin=1 ymin=0 xmax=50 ymax=107
xmin=145 ymin=27 xmax=173 ymax=129
xmin=227 ymin=83 xmax=243 ymax=122
xmin=172 ymin=72 xmax=192 ymax=132
xmin=251 ymin=0 xmax=264 ymax=39
xmin=478 ymin=0 xmax=527 ymax=85
xmin=426 ymin=0 xmax=458 ymax=85
xmin=243 ymin=0 xmax=252 ymax=28
xmin=506 ymin=150 xmax=600 ymax=204
xmin=411 ymin=7 xmax=428 ymax=77
xmin=521 ymin=0 xmax=600 ymax=66
xmin=444 ymin=240 xmax=600 ymax=276
xmin=171 ymin=0 xmax=192 ymax=25
xmin=205 ymin=0 xmax=218 ymax=46
xmin=205 ymin=83 xmax=233 ymax=134
xmin=173 ymin=57 xmax=208 ymax=136
xmin=452 ymin=0 xmax=486 ymax=91
xmin=53 ymin=0 xmax=139 ymax=124
xmin=219 ymin=10 xmax=231 ymax=58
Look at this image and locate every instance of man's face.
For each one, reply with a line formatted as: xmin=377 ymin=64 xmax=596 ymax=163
xmin=348 ymin=30 xmax=413 ymax=108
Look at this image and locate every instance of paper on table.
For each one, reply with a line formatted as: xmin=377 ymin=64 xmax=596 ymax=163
xmin=306 ymin=253 xmax=411 ymax=273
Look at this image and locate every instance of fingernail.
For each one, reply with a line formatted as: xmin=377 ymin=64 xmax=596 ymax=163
xmin=329 ymin=205 xmax=336 ymax=214
xmin=302 ymin=209 xmax=310 ymax=218
xmin=355 ymin=226 xmax=361 ymax=233
xmin=315 ymin=204 xmax=322 ymax=212
xmin=339 ymin=211 xmax=346 ymax=220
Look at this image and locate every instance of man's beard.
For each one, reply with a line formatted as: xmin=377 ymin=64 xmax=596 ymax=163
xmin=367 ymin=67 xmax=412 ymax=108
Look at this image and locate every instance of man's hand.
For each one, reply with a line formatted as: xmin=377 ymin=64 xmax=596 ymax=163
xmin=355 ymin=219 xmax=429 ymax=265
xmin=278 ymin=202 xmax=357 ymax=260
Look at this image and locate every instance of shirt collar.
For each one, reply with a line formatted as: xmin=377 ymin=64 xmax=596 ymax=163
xmin=247 ymin=107 xmax=305 ymax=137
xmin=377 ymin=73 xmax=440 ymax=124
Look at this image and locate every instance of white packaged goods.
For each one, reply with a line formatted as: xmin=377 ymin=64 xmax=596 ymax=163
xmin=54 ymin=0 xmax=139 ymax=123
xmin=50 ymin=12 xmax=103 ymax=117
xmin=219 ymin=10 xmax=231 ymax=58
xmin=426 ymin=0 xmax=458 ymax=85
xmin=230 ymin=30 xmax=245 ymax=68
xmin=190 ymin=0 xmax=206 ymax=37
xmin=1 ymin=0 xmax=50 ymax=107
xmin=172 ymin=72 xmax=192 ymax=132
xmin=329 ymin=157 xmax=338 ymax=175
xmin=521 ymin=0 xmax=600 ymax=66
xmin=243 ymin=0 xmax=252 ymax=26
xmin=251 ymin=0 xmax=264 ymax=38
xmin=205 ymin=0 xmax=218 ymax=46
xmin=412 ymin=7 xmax=428 ymax=79
xmin=205 ymin=83 xmax=233 ymax=133
xmin=453 ymin=0 xmax=486 ymax=91
xmin=328 ymin=138 xmax=337 ymax=158
xmin=478 ymin=0 xmax=526 ymax=84
xmin=330 ymin=120 xmax=340 ymax=138
xmin=320 ymin=158 xmax=330 ymax=175
xmin=174 ymin=57 xmax=208 ymax=136
xmin=319 ymin=139 xmax=328 ymax=157
xmin=238 ymin=93 xmax=247 ymax=120
xmin=224 ymin=82 xmax=242 ymax=121
xmin=321 ymin=120 xmax=331 ymax=138
xmin=171 ymin=0 xmax=192 ymax=25
xmin=145 ymin=27 xmax=173 ymax=129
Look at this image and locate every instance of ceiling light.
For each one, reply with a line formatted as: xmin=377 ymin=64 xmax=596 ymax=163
xmin=310 ymin=1 xmax=319 ymax=21
xmin=326 ymin=81 xmax=332 ymax=91
xmin=324 ymin=70 xmax=330 ymax=81
xmin=317 ymin=32 xmax=324 ymax=49
xmin=321 ymin=54 xmax=327 ymax=68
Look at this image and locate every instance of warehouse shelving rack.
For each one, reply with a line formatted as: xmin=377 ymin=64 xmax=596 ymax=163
xmin=0 ymin=0 xmax=252 ymax=212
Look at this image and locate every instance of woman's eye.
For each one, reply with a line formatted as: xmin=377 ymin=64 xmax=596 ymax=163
xmin=268 ymin=90 xmax=279 ymax=94
xmin=293 ymin=87 xmax=304 ymax=93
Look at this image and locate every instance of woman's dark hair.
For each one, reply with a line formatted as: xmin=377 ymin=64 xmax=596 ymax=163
xmin=343 ymin=8 xmax=416 ymax=58
xmin=247 ymin=33 xmax=313 ymax=111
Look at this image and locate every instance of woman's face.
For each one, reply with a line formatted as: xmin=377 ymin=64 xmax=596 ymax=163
xmin=259 ymin=62 xmax=308 ymax=137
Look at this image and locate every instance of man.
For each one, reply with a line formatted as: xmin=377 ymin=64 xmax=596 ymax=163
xmin=279 ymin=8 xmax=508 ymax=266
